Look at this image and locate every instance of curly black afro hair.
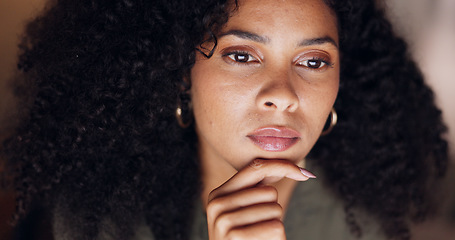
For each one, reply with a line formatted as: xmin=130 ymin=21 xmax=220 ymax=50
xmin=1 ymin=0 xmax=448 ymax=239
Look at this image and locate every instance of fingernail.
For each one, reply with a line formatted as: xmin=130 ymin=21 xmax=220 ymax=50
xmin=300 ymin=168 xmax=316 ymax=179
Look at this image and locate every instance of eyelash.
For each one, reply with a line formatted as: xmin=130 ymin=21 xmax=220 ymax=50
xmin=222 ymin=49 xmax=334 ymax=71
xmin=297 ymin=57 xmax=334 ymax=70
xmin=222 ymin=50 xmax=259 ymax=64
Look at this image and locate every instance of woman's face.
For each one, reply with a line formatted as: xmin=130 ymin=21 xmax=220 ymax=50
xmin=190 ymin=0 xmax=339 ymax=171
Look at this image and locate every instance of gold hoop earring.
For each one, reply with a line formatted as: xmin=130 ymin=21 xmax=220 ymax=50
xmin=321 ymin=108 xmax=337 ymax=136
xmin=175 ymin=102 xmax=192 ymax=128
xmin=175 ymin=90 xmax=192 ymax=129
xmin=175 ymin=77 xmax=193 ymax=128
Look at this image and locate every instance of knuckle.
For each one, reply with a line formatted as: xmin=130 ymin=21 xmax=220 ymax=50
xmin=271 ymin=203 xmax=283 ymax=216
xmin=248 ymin=159 xmax=264 ymax=170
xmin=206 ymin=198 xmax=226 ymax=220
xmin=267 ymin=219 xmax=285 ymax=235
xmin=214 ymin=213 xmax=234 ymax=230
xmin=258 ymin=185 xmax=278 ymax=199
xmin=226 ymin=229 xmax=243 ymax=240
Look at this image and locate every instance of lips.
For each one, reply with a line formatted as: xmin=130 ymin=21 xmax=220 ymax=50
xmin=247 ymin=127 xmax=300 ymax=152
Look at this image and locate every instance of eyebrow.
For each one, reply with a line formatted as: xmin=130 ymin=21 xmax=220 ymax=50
xmin=299 ymin=37 xmax=338 ymax=49
xmin=219 ymin=30 xmax=270 ymax=43
xmin=219 ymin=29 xmax=338 ymax=49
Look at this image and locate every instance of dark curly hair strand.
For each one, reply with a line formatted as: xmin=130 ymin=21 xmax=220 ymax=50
xmin=2 ymin=0 xmax=447 ymax=239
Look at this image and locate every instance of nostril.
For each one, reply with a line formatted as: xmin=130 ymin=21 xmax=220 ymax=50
xmin=265 ymin=101 xmax=274 ymax=107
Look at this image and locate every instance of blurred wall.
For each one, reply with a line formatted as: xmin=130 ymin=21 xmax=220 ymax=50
xmin=0 ymin=0 xmax=46 ymax=140
xmin=382 ymin=0 xmax=455 ymax=239
xmin=0 ymin=1 xmax=47 ymax=239
xmin=383 ymin=0 xmax=455 ymax=159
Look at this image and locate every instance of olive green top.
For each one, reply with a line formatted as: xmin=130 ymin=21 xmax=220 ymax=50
xmin=188 ymin=172 xmax=385 ymax=240
xmin=53 ymin=167 xmax=386 ymax=240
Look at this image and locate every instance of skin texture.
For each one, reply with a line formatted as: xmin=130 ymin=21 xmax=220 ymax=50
xmin=190 ymin=0 xmax=339 ymax=238
xmin=3 ymin=0 xmax=448 ymax=239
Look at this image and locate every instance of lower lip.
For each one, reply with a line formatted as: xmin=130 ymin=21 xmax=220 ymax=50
xmin=248 ymin=136 xmax=299 ymax=152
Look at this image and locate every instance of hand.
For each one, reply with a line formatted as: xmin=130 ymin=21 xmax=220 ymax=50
xmin=206 ymin=159 xmax=315 ymax=240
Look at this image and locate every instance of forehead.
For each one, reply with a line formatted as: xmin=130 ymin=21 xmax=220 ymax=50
xmin=224 ymin=0 xmax=338 ymax=42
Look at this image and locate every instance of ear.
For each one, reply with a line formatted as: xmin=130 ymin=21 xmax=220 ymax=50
xmin=178 ymin=72 xmax=191 ymax=92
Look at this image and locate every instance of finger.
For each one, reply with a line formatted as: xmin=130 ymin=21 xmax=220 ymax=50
xmin=209 ymin=159 xmax=315 ymax=201
xmin=226 ymin=219 xmax=286 ymax=240
xmin=214 ymin=202 xmax=283 ymax=236
xmin=207 ymin=186 xmax=278 ymax=223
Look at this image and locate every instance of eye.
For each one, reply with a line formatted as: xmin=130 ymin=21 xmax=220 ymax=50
xmin=297 ymin=57 xmax=330 ymax=69
xmin=223 ymin=51 xmax=259 ymax=64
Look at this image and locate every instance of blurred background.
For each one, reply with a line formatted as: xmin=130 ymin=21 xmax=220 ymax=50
xmin=0 ymin=0 xmax=454 ymax=239
xmin=1 ymin=1 xmax=47 ymax=239
xmin=383 ymin=0 xmax=455 ymax=239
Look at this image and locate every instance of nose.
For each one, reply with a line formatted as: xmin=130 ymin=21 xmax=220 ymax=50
xmin=256 ymin=71 xmax=299 ymax=112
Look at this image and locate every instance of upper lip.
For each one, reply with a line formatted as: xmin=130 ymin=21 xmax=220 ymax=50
xmin=247 ymin=126 xmax=301 ymax=138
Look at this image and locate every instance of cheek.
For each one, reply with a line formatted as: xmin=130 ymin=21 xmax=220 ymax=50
xmin=192 ymin=85 xmax=250 ymax=131
xmin=191 ymin=85 xmax=215 ymax=129
xmin=191 ymin=63 xmax=254 ymax=128
xmin=190 ymin=75 xmax=233 ymax=135
xmin=299 ymin=76 xmax=339 ymax=131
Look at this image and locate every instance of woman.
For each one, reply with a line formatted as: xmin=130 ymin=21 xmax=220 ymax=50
xmin=1 ymin=0 xmax=448 ymax=239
